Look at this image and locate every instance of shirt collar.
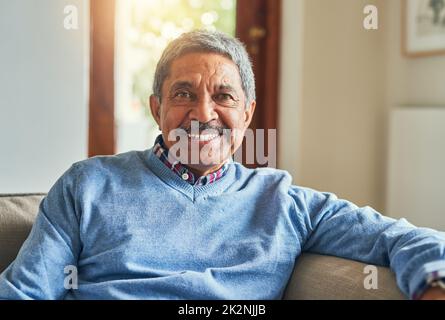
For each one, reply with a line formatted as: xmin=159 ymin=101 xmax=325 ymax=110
xmin=152 ymin=134 xmax=230 ymax=186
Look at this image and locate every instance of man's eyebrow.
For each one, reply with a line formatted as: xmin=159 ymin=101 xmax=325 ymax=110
xmin=216 ymin=84 xmax=237 ymax=92
xmin=169 ymin=81 xmax=194 ymax=92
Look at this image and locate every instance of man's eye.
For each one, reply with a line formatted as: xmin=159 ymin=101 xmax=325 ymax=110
xmin=174 ymin=91 xmax=192 ymax=99
xmin=214 ymin=93 xmax=234 ymax=101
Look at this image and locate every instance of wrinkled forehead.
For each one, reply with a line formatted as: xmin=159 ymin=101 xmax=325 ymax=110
xmin=166 ymin=52 xmax=243 ymax=89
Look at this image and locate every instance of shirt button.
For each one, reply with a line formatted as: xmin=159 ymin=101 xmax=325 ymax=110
xmin=181 ymin=173 xmax=189 ymax=180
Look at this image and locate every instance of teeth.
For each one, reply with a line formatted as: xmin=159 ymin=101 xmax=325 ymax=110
xmin=188 ymin=133 xmax=219 ymax=141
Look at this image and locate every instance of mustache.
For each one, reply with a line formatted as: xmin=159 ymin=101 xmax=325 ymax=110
xmin=181 ymin=122 xmax=229 ymax=135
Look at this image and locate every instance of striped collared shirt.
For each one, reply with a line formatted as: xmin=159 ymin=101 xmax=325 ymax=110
xmin=152 ymin=134 xmax=229 ymax=186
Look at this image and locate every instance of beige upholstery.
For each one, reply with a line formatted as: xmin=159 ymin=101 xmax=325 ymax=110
xmin=284 ymin=253 xmax=404 ymax=299
xmin=0 ymin=194 xmax=44 ymax=272
xmin=0 ymin=194 xmax=405 ymax=299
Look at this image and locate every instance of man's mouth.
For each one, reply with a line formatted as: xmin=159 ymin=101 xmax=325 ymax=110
xmin=181 ymin=122 xmax=229 ymax=146
xmin=187 ymin=132 xmax=221 ymax=143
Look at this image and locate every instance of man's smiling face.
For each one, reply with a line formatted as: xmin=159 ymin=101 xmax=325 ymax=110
xmin=150 ymin=52 xmax=256 ymax=176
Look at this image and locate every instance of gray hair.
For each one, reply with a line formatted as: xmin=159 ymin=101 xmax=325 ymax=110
xmin=152 ymin=29 xmax=256 ymax=108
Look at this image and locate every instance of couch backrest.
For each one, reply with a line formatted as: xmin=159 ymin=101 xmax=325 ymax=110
xmin=0 ymin=194 xmax=45 ymax=272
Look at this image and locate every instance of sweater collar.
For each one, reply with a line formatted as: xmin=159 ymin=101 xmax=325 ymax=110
xmin=144 ymin=146 xmax=238 ymax=202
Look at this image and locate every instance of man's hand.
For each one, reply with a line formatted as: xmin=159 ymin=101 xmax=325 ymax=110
xmin=419 ymin=286 xmax=445 ymax=300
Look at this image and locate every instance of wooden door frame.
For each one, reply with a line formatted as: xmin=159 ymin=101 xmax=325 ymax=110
xmin=236 ymin=0 xmax=281 ymax=167
xmin=236 ymin=0 xmax=281 ymax=133
xmin=88 ymin=0 xmax=116 ymax=157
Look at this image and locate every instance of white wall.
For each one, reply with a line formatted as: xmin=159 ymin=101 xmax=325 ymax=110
xmin=0 ymin=0 xmax=89 ymax=193
xmin=279 ymin=0 xmax=445 ymax=230
xmin=387 ymin=108 xmax=445 ymax=231
xmin=278 ymin=0 xmax=304 ymax=183
xmin=384 ymin=1 xmax=445 ymax=230
xmin=279 ymin=0 xmax=387 ymax=211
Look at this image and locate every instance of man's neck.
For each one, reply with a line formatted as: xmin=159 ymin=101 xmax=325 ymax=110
xmin=183 ymin=162 xmax=225 ymax=178
xmin=156 ymin=134 xmax=229 ymax=178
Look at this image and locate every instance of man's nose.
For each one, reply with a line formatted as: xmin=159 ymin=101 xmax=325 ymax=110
xmin=190 ymin=96 xmax=218 ymax=123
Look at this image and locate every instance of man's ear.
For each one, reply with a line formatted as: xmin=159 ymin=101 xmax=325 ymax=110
xmin=243 ymin=100 xmax=256 ymax=129
xmin=149 ymin=95 xmax=162 ymax=130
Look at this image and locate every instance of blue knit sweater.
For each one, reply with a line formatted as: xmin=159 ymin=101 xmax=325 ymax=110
xmin=1 ymin=148 xmax=445 ymax=299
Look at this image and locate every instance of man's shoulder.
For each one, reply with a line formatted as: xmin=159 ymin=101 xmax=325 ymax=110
xmin=252 ymin=166 xmax=290 ymax=178
xmin=232 ymin=163 xmax=293 ymax=186
xmin=232 ymin=163 xmax=332 ymax=198
xmin=74 ymin=150 xmax=144 ymax=169
xmin=64 ymin=149 xmax=149 ymax=183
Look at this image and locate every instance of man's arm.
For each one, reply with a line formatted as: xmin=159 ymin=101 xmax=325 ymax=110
xmin=288 ymin=186 xmax=445 ymax=299
xmin=0 ymin=165 xmax=82 ymax=299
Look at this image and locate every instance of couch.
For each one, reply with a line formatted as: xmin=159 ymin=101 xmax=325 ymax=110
xmin=0 ymin=193 xmax=405 ymax=299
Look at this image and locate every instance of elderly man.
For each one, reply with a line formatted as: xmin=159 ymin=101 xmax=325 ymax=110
xmin=0 ymin=30 xmax=444 ymax=300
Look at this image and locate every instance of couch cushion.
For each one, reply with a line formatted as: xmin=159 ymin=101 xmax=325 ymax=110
xmin=0 ymin=193 xmax=45 ymax=273
xmin=283 ymin=253 xmax=405 ymax=300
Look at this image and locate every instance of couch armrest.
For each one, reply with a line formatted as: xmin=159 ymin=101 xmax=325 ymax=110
xmin=283 ymin=253 xmax=405 ymax=300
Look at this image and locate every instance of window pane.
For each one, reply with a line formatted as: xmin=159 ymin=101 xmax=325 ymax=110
xmin=115 ymin=0 xmax=237 ymax=153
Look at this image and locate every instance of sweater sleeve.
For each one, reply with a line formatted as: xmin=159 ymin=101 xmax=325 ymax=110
xmin=288 ymin=185 xmax=445 ymax=298
xmin=0 ymin=165 xmax=82 ymax=300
